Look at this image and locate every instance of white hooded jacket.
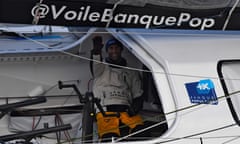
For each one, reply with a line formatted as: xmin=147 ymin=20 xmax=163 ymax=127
xmin=92 ymin=55 xmax=143 ymax=111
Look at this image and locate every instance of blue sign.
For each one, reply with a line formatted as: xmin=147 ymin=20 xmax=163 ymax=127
xmin=185 ymin=79 xmax=218 ymax=105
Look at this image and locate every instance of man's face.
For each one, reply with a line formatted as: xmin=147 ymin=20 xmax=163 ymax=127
xmin=107 ymin=44 xmax=122 ymax=61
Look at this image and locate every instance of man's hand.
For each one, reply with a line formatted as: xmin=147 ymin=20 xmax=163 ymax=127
xmin=132 ymin=97 xmax=144 ymax=113
xmin=92 ymin=36 xmax=103 ymax=55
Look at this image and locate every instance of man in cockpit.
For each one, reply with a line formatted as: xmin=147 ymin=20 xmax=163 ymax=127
xmin=90 ymin=36 xmax=144 ymax=141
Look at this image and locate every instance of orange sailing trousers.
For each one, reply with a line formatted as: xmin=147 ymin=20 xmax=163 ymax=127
xmin=96 ymin=112 xmax=144 ymax=138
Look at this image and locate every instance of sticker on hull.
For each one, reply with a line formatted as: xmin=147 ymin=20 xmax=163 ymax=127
xmin=185 ymin=79 xmax=218 ymax=105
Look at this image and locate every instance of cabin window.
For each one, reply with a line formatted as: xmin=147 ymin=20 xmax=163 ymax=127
xmin=217 ymin=60 xmax=240 ymax=125
xmin=79 ymin=34 xmax=168 ymax=142
xmin=140 ymin=65 xmax=168 ymax=138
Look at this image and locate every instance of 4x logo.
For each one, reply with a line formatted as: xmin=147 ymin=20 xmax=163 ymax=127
xmin=196 ymin=79 xmax=214 ymax=94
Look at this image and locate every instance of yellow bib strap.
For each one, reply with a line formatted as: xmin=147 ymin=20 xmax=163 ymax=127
xmin=96 ymin=112 xmax=144 ymax=138
xmin=120 ymin=112 xmax=144 ymax=129
xmin=96 ymin=112 xmax=120 ymax=138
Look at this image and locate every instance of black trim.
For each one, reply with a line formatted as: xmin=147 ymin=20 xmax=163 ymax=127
xmin=217 ymin=60 xmax=240 ymax=126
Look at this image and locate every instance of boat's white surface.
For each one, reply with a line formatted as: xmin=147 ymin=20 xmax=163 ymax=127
xmin=1 ymin=27 xmax=240 ymax=144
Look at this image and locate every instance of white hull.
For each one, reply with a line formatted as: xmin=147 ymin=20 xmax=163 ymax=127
xmin=1 ymin=27 xmax=240 ymax=143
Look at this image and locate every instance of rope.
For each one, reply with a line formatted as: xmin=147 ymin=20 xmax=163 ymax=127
xmin=10 ymin=31 xmax=240 ymax=81
xmin=105 ymin=0 xmax=125 ymax=28
xmin=32 ymin=0 xmax=44 ymax=25
xmin=56 ymin=90 xmax=240 ymax=143
xmin=222 ymin=0 xmax=240 ymax=30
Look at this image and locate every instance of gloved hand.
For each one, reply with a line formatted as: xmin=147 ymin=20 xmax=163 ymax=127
xmin=91 ymin=36 xmax=103 ymax=55
xmin=132 ymin=97 xmax=144 ymax=114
